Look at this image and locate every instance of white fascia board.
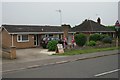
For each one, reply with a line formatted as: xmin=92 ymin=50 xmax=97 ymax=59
xmin=9 ymin=31 xmax=115 ymax=35
xmin=78 ymin=31 xmax=115 ymax=33
xmin=68 ymin=32 xmax=76 ymax=33
xmin=1 ymin=26 xmax=10 ymax=34
xmin=9 ymin=32 xmax=65 ymax=34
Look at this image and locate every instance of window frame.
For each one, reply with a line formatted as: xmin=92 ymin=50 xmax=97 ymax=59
xmin=17 ymin=34 xmax=29 ymax=42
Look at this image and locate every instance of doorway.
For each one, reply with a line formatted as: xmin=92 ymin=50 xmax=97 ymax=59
xmin=34 ymin=34 xmax=39 ymax=46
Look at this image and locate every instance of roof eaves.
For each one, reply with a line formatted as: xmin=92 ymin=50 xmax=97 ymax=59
xmin=9 ymin=32 xmax=65 ymax=34
xmin=79 ymin=31 xmax=115 ymax=32
xmin=1 ymin=26 xmax=10 ymax=34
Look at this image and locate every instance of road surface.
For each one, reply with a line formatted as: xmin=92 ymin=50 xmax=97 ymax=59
xmin=3 ymin=54 xmax=119 ymax=78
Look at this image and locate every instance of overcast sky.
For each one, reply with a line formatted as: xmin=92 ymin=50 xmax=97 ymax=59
xmin=1 ymin=1 xmax=119 ymax=27
xmin=118 ymin=1 xmax=120 ymax=22
xmin=0 ymin=2 xmax=1 ymax=26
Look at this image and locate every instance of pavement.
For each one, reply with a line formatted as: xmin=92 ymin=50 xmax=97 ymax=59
xmin=2 ymin=49 xmax=119 ymax=73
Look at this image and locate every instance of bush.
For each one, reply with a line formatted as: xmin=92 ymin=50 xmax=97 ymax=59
xmin=74 ymin=33 xmax=87 ymax=46
xmin=47 ymin=40 xmax=58 ymax=51
xmin=90 ymin=34 xmax=101 ymax=41
xmin=87 ymin=41 xmax=96 ymax=46
xmin=89 ymin=33 xmax=102 ymax=42
xmin=100 ymin=34 xmax=109 ymax=40
xmin=102 ymin=37 xmax=112 ymax=44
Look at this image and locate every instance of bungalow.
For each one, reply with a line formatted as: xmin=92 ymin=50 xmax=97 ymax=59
xmin=1 ymin=24 xmax=74 ymax=48
xmin=72 ymin=19 xmax=115 ymax=37
xmin=1 ymin=19 xmax=115 ymax=49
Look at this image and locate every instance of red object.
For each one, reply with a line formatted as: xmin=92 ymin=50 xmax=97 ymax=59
xmin=64 ymin=36 xmax=67 ymax=41
xmin=71 ymin=36 xmax=75 ymax=43
xmin=115 ymin=20 xmax=120 ymax=27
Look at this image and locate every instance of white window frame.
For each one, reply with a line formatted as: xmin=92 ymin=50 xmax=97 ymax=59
xmin=17 ymin=34 xmax=29 ymax=42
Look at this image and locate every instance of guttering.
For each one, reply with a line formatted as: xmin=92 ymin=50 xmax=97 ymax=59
xmin=8 ymin=31 xmax=115 ymax=35
xmin=9 ymin=32 xmax=75 ymax=34
xmin=76 ymin=31 xmax=115 ymax=33
xmin=9 ymin=32 xmax=64 ymax=34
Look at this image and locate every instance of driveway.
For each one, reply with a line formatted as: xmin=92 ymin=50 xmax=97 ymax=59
xmin=2 ymin=48 xmax=62 ymax=64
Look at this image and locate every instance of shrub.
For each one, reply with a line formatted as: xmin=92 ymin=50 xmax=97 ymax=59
xmin=102 ymin=37 xmax=112 ymax=44
xmin=87 ymin=41 xmax=96 ymax=46
xmin=47 ymin=40 xmax=58 ymax=51
xmin=74 ymin=33 xmax=87 ymax=46
xmin=100 ymin=34 xmax=109 ymax=40
xmin=89 ymin=33 xmax=102 ymax=42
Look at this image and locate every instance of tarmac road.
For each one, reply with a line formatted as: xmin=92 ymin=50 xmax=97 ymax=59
xmin=3 ymin=54 xmax=119 ymax=78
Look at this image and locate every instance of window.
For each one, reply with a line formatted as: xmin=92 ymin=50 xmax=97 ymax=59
xmin=22 ymin=35 xmax=28 ymax=40
xmin=17 ymin=35 xmax=29 ymax=42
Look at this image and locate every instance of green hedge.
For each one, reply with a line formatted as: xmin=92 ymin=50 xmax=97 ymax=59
xmin=89 ymin=33 xmax=102 ymax=42
xmin=74 ymin=33 xmax=87 ymax=46
xmin=86 ymin=41 xmax=96 ymax=46
xmin=47 ymin=40 xmax=58 ymax=51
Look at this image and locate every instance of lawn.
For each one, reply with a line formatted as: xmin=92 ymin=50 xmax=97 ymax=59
xmin=54 ymin=47 xmax=119 ymax=56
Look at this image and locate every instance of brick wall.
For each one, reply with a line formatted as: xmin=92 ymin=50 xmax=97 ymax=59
xmin=13 ymin=34 xmax=35 ymax=48
xmin=2 ymin=29 xmax=12 ymax=48
xmin=2 ymin=28 xmax=35 ymax=48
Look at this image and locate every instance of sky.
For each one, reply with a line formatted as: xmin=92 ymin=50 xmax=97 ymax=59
xmin=1 ymin=1 xmax=119 ymax=27
xmin=118 ymin=1 xmax=120 ymax=22
xmin=0 ymin=2 xmax=1 ymax=26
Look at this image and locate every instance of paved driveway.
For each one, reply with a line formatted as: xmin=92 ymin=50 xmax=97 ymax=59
xmin=2 ymin=48 xmax=62 ymax=64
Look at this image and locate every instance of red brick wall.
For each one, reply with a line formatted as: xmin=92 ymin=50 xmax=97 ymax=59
xmin=13 ymin=34 xmax=35 ymax=48
xmin=2 ymin=29 xmax=12 ymax=48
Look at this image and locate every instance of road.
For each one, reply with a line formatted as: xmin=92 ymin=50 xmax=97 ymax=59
xmin=3 ymin=54 xmax=119 ymax=78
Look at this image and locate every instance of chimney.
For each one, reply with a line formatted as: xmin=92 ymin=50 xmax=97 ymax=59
xmin=97 ymin=17 xmax=101 ymax=24
xmin=62 ymin=24 xmax=71 ymax=39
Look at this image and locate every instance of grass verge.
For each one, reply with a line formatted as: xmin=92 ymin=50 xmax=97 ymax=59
xmin=54 ymin=47 xmax=119 ymax=56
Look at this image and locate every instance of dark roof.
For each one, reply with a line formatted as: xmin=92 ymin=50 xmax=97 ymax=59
xmin=72 ymin=20 xmax=115 ymax=32
xmin=2 ymin=25 xmax=63 ymax=33
xmin=2 ymin=20 xmax=115 ymax=34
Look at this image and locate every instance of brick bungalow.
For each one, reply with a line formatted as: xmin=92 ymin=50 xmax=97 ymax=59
xmin=72 ymin=19 xmax=115 ymax=37
xmin=1 ymin=24 xmax=74 ymax=48
xmin=1 ymin=19 xmax=115 ymax=49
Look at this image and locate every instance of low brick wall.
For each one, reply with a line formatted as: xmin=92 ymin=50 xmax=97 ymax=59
xmin=2 ymin=51 xmax=10 ymax=59
xmin=2 ymin=46 xmax=16 ymax=59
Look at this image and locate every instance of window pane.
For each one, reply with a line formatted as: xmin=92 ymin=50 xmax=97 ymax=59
xmin=22 ymin=35 xmax=28 ymax=41
xmin=18 ymin=35 xmax=21 ymax=41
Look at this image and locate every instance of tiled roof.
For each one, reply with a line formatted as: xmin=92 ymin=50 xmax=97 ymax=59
xmin=2 ymin=20 xmax=115 ymax=34
xmin=72 ymin=20 xmax=115 ymax=32
xmin=2 ymin=25 xmax=63 ymax=33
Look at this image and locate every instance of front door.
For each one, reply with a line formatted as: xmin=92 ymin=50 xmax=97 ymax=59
xmin=34 ymin=34 xmax=39 ymax=46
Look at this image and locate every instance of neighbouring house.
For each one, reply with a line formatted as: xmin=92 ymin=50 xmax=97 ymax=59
xmin=72 ymin=19 xmax=115 ymax=37
xmin=1 ymin=24 xmax=74 ymax=48
xmin=1 ymin=18 xmax=115 ymax=49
